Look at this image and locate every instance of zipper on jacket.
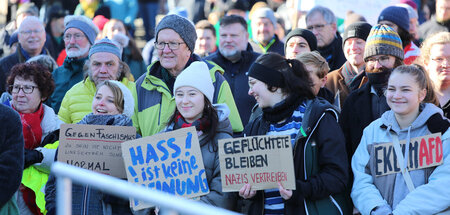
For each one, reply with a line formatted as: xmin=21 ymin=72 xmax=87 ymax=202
xmin=82 ymin=186 xmax=89 ymax=215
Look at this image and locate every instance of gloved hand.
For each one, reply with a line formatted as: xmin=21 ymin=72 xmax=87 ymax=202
xmin=24 ymin=148 xmax=43 ymax=169
xmin=33 ymin=147 xmax=57 ymax=174
xmin=41 ymin=129 xmax=60 ymax=147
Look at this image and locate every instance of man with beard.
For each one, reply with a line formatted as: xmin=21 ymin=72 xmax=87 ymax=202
xmin=0 ymin=16 xmax=48 ymax=94
xmin=420 ymin=32 xmax=450 ymax=118
xmin=48 ymin=15 xmax=99 ymax=113
xmin=205 ymin=15 xmax=259 ymax=126
xmin=419 ymin=0 xmax=450 ymax=41
xmin=340 ymin=24 xmax=404 ymax=158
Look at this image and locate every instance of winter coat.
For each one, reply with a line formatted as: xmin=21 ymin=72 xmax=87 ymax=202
xmin=249 ymin=35 xmax=285 ymax=56
xmin=204 ymin=44 xmax=259 ymax=126
xmin=49 ymin=56 xmax=89 ymax=113
xmin=132 ymin=54 xmax=243 ymax=137
xmin=243 ymin=98 xmax=350 ymax=215
xmin=351 ymin=103 xmax=450 ymax=215
xmin=340 ymin=82 xmax=384 ymax=160
xmin=0 ymin=46 xmax=25 ymax=94
xmin=164 ymin=104 xmax=235 ymax=209
xmin=58 ymin=77 xmax=135 ymax=124
xmin=419 ymin=16 xmax=450 ymax=41
xmin=0 ymin=104 xmax=24 ymax=210
xmin=317 ymin=33 xmax=346 ymax=71
xmin=45 ymin=114 xmax=134 ymax=215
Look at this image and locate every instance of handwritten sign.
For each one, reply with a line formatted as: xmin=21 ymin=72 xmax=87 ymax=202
xmin=58 ymin=124 xmax=136 ymax=178
xmin=218 ymin=135 xmax=296 ymax=192
xmin=121 ymin=127 xmax=209 ymax=210
xmin=375 ymin=133 xmax=443 ymax=176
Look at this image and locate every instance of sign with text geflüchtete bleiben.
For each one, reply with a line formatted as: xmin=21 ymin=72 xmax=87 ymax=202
xmin=218 ymin=135 xmax=296 ymax=192
xmin=375 ymin=133 xmax=443 ymax=176
xmin=121 ymin=126 xmax=209 ymax=211
xmin=58 ymin=124 xmax=136 ymax=178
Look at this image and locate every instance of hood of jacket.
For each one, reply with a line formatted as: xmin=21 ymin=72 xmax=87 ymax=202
xmin=380 ymin=103 xmax=444 ymax=135
xmin=301 ymin=97 xmax=339 ymax=135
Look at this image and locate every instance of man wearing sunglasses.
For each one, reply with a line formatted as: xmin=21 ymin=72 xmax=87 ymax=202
xmin=133 ymin=14 xmax=243 ymax=137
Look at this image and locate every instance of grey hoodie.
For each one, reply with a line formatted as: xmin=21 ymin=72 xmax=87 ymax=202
xmin=351 ymin=103 xmax=450 ymax=215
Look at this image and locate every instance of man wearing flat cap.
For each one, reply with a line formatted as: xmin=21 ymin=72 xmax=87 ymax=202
xmin=133 ymin=14 xmax=243 ymax=137
xmin=49 ymin=15 xmax=100 ymax=113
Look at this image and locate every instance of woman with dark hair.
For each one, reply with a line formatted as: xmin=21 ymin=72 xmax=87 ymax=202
xmin=3 ymin=62 xmax=61 ymax=215
xmin=240 ymin=53 xmax=350 ymax=215
xmin=164 ymin=61 xmax=234 ymax=209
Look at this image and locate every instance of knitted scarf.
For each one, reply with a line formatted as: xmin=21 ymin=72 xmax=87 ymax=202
xmin=262 ymin=94 xmax=305 ymax=123
xmin=16 ymin=103 xmax=44 ymax=150
xmin=173 ymin=111 xmax=210 ymax=132
xmin=78 ymin=113 xmax=133 ymax=126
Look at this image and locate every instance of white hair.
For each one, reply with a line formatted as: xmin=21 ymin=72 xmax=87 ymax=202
xmin=18 ymin=16 xmax=44 ymax=32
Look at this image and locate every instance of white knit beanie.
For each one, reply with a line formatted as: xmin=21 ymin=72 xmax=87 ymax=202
xmin=107 ymin=80 xmax=135 ymax=118
xmin=173 ymin=61 xmax=214 ymax=103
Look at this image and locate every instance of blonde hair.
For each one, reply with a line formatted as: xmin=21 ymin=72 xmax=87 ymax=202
xmin=296 ymin=51 xmax=329 ymax=78
xmin=419 ymin=32 xmax=450 ymax=65
xmin=95 ymin=80 xmax=124 ymax=113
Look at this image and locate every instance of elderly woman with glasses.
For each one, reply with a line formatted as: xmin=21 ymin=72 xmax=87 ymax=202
xmin=3 ymin=62 xmax=62 ymax=215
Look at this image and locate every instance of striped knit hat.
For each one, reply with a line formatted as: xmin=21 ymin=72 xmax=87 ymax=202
xmin=364 ymin=24 xmax=404 ymax=61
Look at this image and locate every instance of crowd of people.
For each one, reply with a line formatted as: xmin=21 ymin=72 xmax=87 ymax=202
xmin=0 ymin=0 xmax=449 ymax=215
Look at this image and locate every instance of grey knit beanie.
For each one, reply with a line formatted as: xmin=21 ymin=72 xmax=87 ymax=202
xmin=155 ymin=14 xmax=197 ymax=52
xmin=89 ymin=38 xmax=122 ymax=60
xmin=252 ymin=7 xmax=277 ymax=28
xmin=64 ymin=15 xmax=100 ymax=45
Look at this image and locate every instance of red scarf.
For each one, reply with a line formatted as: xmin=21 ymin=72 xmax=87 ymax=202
xmin=173 ymin=112 xmax=210 ymax=132
xmin=16 ymin=103 xmax=44 ymax=150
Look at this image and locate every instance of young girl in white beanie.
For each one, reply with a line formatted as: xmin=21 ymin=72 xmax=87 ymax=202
xmin=163 ymin=61 xmax=235 ymax=210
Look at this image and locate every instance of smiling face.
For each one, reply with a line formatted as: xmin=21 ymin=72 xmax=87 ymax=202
xmin=157 ymin=28 xmax=191 ymax=77
xmin=252 ymin=17 xmax=275 ymax=45
xmin=248 ymin=77 xmax=285 ymax=108
xmin=11 ymin=76 xmax=42 ymax=113
xmin=18 ymin=17 xmax=46 ymax=57
xmin=195 ymin=28 xmax=216 ymax=56
xmin=89 ymin=52 xmax=121 ymax=85
xmin=175 ymin=86 xmax=205 ymax=123
xmin=386 ymin=72 xmax=426 ymax=117
xmin=344 ymin=37 xmax=366 ymax=67
xmin=92 ymin=85 xmax=121 ymax=115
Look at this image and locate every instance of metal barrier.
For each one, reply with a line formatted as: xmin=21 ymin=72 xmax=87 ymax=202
xmin=51 ymin=162 xmax=240 ymax=215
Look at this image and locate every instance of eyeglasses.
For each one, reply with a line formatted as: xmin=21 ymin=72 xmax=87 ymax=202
xmin=431 ymin=56 xmax=450 ymax=65
xmin=9 ymin=85 xmax=37 ymax=94
xmin=306 ymin=23 xmax=328 ymax=31
xmin=64 ymin=33 xmax=86 ymax=42
xmin=19 ymin=29 xmax=43 ymax=36
xmin=366 ymin=56 xmax=392 ymax=65
xmin=154 ymin=42 xmax=185 ymax=50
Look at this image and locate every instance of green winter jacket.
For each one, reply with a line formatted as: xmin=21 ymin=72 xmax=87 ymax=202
xmin=58 ymin=77 xmax=136 ymax=124
xmin=132 ymin=59 xmax=243 ymax=137
xmin=49 ymin=56 xmax=89 ymax=113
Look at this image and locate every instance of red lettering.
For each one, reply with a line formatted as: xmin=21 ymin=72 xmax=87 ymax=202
xmin=419 ymin=138 xmax=430 ymax=166
xmin=436 ymin=136 xmax=443 ymax=163
xmin=429 ymin=137 xmax=436 ymax=164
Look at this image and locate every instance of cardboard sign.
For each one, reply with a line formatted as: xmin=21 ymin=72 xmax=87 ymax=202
xmin=374 ymin=133 xmax=443 ymax=176
xmin=218 ymin=135 xmax=296 ymax=192
xmin=58 ymin=124 xmax=136 ymax=178
xmin=121 ymin=127 xmax=209 ymax=210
